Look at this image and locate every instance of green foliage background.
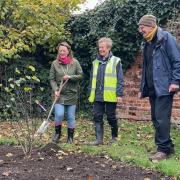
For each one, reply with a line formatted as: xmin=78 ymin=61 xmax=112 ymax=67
xmin=68 ymin=0 xmax=180 ymax=109
xmin=0 ymin=0 xmax=85 ymax=119
xmin=69 ymin=0 xmax=180 ymax=71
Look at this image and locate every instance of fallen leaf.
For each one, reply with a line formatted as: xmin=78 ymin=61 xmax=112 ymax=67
xmin=104 ymin=155 xmax=109 ymax=159
xmin=58 ymin=150 xmax=68 ymax=156
xmin=112 ymin=165 xmax=117 ymax=169
xmin=58 ymin=156 xmax=64 ymax=160
xmin=152 ymin=159 xmax=158 ymax=163
xmin=2 ymin=170 xmax=12 ymax=176
xmin=117 ymin=135 xmax=121 ymax=141
xmin=87 ymin=175 xmax=92 ymax=180
xmin=38 ymin=157 xmax=44 ymax=161
xmin=171 ymin=177 xmax=178 ymax=180
xmin=54 ymin=178 xmax=59 ymax=180
xmin=0 ymin=160 xmax=4 ymax=164
xmin=95 ymin=161 xmax=99 ymax=164
xmin=50 ymin=148 xmax=56 ymax=152
xmin=100 ymin=164 xmax=105 ymax=168
xmin=6 ymin=153 xmax=13 ymax=157
xmin=67 ymin=167 xmax=73 ymax=171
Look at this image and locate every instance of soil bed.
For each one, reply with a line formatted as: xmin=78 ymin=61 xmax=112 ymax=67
xmin=0 ymin=144 xmax=170 ymax=180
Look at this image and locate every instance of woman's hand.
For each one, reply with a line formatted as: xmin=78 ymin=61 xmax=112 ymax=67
xmin=63 ymin=75 xmax=70 ymax=81
xmin=55 ymin=91 xmax=60 ymax=98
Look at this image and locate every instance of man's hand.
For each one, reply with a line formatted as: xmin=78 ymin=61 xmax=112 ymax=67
xmin=169 ymin=84 xmax=179 ymax=92
xmin=117 ymin=97 xmax=123 ymax=103
xmin=138 ymin=92 xmax=142 ymax=99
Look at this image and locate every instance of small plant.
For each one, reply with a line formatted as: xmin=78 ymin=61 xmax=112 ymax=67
xmin=0 ymin=65 xmax=41 ymax=157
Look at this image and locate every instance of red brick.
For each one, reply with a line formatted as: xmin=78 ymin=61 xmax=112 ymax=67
xmin=116 ymin=53 xmax=180 ymax=124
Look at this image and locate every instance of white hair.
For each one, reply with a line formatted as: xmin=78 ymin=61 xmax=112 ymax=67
xmin=98 ymin=37 xmax=113 ymax=48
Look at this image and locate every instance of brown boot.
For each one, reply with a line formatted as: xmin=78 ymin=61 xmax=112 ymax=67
xmin=149 ymin=151 xmax=167 ymax=162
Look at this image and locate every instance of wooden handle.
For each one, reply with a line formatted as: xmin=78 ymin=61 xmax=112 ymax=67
xmin=46 ymin=79 xmax=69 ymax=121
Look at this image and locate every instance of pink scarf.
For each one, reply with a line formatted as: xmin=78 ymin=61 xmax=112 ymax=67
xmin=58 ymin=55 xmax=72 ymax=65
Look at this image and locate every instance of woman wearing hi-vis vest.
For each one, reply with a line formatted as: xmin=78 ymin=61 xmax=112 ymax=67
xmin=88 ymin=37 xmax=124 ymax=145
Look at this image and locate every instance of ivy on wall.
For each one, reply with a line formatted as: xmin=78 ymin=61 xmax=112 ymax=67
xmin=69 ymin=0 xmax=180 ymax=71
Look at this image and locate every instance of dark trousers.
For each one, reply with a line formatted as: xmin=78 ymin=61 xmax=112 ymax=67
xmin=149 ymin=95 xmax=174 ymax=154
xmin=93 ymin=101 xmax=118 ymax=137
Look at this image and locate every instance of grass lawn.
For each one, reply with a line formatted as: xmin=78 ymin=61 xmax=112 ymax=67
xmin=0 ymin=119 xmax=180 ymax=177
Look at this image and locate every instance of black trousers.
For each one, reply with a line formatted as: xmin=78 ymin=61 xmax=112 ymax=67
xmin=149 ymin=95 xmax=174 ymax=154
xmin=93 ymin=101 xmax=118 ymax=137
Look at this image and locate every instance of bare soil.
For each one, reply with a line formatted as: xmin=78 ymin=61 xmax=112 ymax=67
xmin=0 ymin=144 xmax=170 ymax=180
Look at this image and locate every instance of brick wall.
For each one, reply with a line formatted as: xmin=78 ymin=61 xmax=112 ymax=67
xmin=116 ymin=53 xmax=180 ymax=127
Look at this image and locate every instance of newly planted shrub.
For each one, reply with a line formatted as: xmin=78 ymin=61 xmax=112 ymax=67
xmin=1 ymin=65 xmax=41 ymax=156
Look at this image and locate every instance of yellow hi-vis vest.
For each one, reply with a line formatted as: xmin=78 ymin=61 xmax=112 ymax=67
xmin=88 ymin=56 xmax=121 ymax=103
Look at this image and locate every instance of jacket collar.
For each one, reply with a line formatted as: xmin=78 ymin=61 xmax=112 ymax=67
xmin=97 ymin=51 xmax=113 ymax=62
xmin=155 ymin=27 xmax=164 ymax=46
xmin=142 ymin=27 xmax=164 ymax=49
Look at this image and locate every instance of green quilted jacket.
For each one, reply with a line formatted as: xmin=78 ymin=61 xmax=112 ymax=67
xmin=49 ymin=59 xmax=83 ymax=105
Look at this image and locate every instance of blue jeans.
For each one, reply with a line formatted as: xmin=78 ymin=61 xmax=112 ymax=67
xmin=54 ymin=104 xmax=76 ymax=129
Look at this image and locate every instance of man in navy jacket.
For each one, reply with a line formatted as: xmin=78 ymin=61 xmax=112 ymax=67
xmin=138 ymin=14 xmax=180 ymax=161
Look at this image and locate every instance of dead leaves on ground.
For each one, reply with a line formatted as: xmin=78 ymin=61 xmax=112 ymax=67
xmin=2 ymin=170 xmax=12 ymax=177
xmin=5 ymin=153 xmax=13 ymax=157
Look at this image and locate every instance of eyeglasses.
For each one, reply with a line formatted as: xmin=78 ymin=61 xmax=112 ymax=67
xmin=138 ymin=25 xmax=146 ymax=32
xmin=138 ymin=25 xmax=152 ymax=32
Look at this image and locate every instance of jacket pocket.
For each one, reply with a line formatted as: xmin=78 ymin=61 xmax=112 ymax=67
xmin=154 ymin=47 xmax=171 ymax=73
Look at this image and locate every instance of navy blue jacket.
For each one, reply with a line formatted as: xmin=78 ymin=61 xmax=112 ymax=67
xmin=141 ymin=27 xmax=180 ymax=98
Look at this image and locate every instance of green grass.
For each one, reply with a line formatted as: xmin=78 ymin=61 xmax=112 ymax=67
xmin=0 ymin=136 xmax=17 ymax=145
xmin=0 ymin=119 xmax=180 ymax=177
xmin=75 ymin=119 xmax=180 ymax=177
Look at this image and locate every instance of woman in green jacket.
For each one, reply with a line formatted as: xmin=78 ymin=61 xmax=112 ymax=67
xmin=49 ymin=42 xmax=83 ymax=143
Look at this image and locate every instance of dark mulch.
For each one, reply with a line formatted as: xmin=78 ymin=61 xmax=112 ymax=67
xmin=0 ymin=144 xmax=170 ymax=180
